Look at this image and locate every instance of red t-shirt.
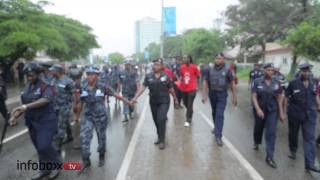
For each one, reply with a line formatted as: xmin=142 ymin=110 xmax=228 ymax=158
xmin=180 ymin=64 xmax=200 ymax=92
xmin=163 ymin=67 xmax=176 ymax=81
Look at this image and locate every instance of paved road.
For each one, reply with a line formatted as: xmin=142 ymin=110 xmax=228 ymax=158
xmin=0 ymin=82 xmax=320 ymax=180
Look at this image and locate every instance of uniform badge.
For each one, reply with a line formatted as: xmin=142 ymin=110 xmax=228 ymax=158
xmin=257 ymin=86 xmax=263 ymax=89
xmin=34 ymin=88 xmax=41 ymax=95
xmin=293 ymin=89 xmax=301 ymax=94
xmin=95 ymin=89 xmax=104 ymax=97
xmin=160 ymin=76 xmax=167 ymax=82
xmin=80 ymin=90 xmax=88 ymax=97
xmin=58 ymin=84 xmax=66 ymax=88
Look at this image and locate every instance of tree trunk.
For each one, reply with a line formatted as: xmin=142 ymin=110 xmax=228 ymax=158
xmin=289 ymin=54 xmax=298 ymax=79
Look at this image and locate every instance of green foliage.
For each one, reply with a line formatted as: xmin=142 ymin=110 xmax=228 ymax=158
xmin=145 ymin=43 xmax=160 ymax=60
xmin=181 ymin=28 xmax=225 ymax=64
xmin=163 ymin=36 xmax=183 ymax=58
xmin=0 ymin=0 xmax=98 ymax=63
xmin=108 ymin=52 xmax=125 ymax=64
xmin=285 ymin=21 xmax=320 ymax=60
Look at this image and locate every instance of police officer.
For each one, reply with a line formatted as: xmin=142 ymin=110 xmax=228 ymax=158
xmin=39 ymin=62 xmax=54 ymax=84
xmin=0 ymin=66 xmax=8 ymax=121
xmin=49 ymin=64 xmax=75 ymax=151
xmin=202 ymin=53 xmax=237 ymax=146
xmin=132 ymin=58 xmax=178 ymax=150
xmin=76 ymin=66 xmax=130 ymax=169
xmin=249 ymin=63 xmax=263 ymax=88
xmin=251 ymin=63 xmax=285 ymax=169
xmin=119 ymin=61 xmax=139 ymax=122
xmin=9 ymin=62 xmax=60 ymax=180
xmin=285 ymin=63 xmax=320 ymax=173
xmin=68 ymin=66 xmax=84 ymax=150
xmin=110 ymin=65 xmax=121 ymax=106
xmin=273 ymin=65 xmax=287 ymax=89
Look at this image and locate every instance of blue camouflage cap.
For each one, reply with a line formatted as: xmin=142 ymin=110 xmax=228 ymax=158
xmin=49 ymin=64 xmax=64 ymax=72
xmin=23 ymin=62 xmax=43 ymax=74
xmin=85 ymin=65 xmax=100 ymax=74
xmin=263 ymin=63 xmax=274 ymax=69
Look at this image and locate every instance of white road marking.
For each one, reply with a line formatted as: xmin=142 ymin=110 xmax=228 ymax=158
xmin=115 ymin=97 xmax=149 ymax=180
xmin=2 ymin=128 xmax=28 ymax=144
xmin=198 ymin=110 xmax=264 ymax=180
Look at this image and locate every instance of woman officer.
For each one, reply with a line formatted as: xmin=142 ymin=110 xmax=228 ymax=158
xmin=132 ymin=58 xmax=178 ymax=150
xmin=9 ymin=62 xmax=60 ymax=180
xmin=251 ymin=63 xmax=285 ymax=169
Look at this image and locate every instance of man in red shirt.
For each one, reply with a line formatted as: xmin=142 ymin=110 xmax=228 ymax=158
xmin=180 ymin=55 xmax=200 ymax=127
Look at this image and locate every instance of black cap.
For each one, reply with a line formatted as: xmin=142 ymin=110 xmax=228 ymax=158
xmin=39 ymin=61 xmax=53 ymax=68
xmin=23 ymin=62 xmax=43 ymax=74
xmin=215 ymin=53 xmax=225 ymax=58
xmin=298 ymin=62 xmax=313 ymax=70
xmin=263 ymin=63 xmax=274 ymax=69
xmin=152 ymin=58 xmax=163 ymax=64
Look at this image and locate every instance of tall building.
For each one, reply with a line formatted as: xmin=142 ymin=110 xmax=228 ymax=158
xmin=135 ymin=17 xmax=161 ymax=54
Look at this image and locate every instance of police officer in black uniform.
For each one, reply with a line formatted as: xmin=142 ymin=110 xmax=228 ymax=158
xmin=251 ymin=63 xmax=285 ymax=169
xmin=249 ymin=63 xmax=263 ymax=88
xmin=285 ymin=63 xmax=320 ymax=173
xmin=9 ymin=62 xmax=60 ymax=180
xmin=132 ymin=58 xmax=178 ymax=150
xmin=0 ymin=66 xmax=8 ymax=121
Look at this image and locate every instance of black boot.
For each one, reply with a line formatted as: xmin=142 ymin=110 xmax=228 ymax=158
xmin=122 ymin=115 xmax=129 ymax=123
xmin=48 ymin=169 xmax=60 ymax=180
xmin=306 ymin=166 xmax=320 ymax=173
xmin=159 ymin=142 xmax=166 ymax=150
xmin=31 ymin=171 xmax=50 ymax=180
xmin=288 ymin=151 xmax=296 ymax=160
xmin=79 ymin=157 xmax=91 ymax=174
xmin=266 ymin=157 xmax=277 ymax=169
xmin=98 ymin=153 xmax=105 ymax=167
xmin=253 ymin=144 xmax=259 ymax=151
xmin=154 ymin=138 xmax=160 ymax=145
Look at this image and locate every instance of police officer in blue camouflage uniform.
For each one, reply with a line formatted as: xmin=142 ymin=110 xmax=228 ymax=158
xmin=39 ymin=62 xmax=54 ymax=85
xmin=119 ymin=61 xmax=139 ymax=122
xmin=251 ymin=63 xmax=285 ymax=169
xmin=285 ymin=63 xmax=320 ymax=173
xmin=49 ymin=64 xmax=75 ymax=151
xmin=202 ymin=53 xmax=237 ymax=146
xmin=9 ymin=62 xmax=60 ymax=180
xmin=76 ymin=66 xmax=130 ymax=170
xmin=110 ymin=65 xmax=121 ymax=106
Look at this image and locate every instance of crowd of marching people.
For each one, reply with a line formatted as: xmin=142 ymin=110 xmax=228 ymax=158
xmin=0 ymin=52 xmax=320 ymax=179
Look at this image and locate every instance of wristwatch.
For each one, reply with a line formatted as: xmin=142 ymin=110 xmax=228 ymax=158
xmin=22 ymin=104 xmax=28 ymax=110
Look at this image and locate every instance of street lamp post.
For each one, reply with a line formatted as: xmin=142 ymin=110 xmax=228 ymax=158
xmin=160 ymin=0 xmax=164 ymax=58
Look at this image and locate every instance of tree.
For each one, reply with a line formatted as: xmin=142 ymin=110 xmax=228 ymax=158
xmin=108 ymin=52 xmax=124 ymax=64
xmin=225 ymin=0 xmax=307 ymax=61
xmin=181 ymin=28 xmax=225 ymax=64
xmin=163 ymin=36 xmax=183 ymax=58
xmin=0 ymin=0 xmax=98 ymax=64
xmin=145 ymin=43 xmax=160 ymax=61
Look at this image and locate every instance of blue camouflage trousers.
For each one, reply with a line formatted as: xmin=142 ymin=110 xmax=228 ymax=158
xmin=80 ymin=114 xmax=108 ymax=158
xmin=56 ymin=104 xmax=72 ymax=140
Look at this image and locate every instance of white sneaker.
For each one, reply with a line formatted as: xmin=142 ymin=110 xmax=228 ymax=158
xmin=184 ymin=122 xmax=190 ymax=127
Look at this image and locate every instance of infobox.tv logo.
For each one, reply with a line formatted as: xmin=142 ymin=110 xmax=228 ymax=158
xmin=17 ymin=160 xmax=82 ymax=171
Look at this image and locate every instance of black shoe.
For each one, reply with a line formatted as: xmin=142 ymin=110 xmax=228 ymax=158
xmin=98 ymin=153 xmax=105 ymax=167
xmin=154 ymin=139 xmax=160 ymax=145
xmin=62 ymin=137 xmax=74 ymax=144
xmin=122 ymin=115 xmax=129 ymax=123
xmin=215 ymin=137 xmax=223 ymax=147
xmin=129 ymin=113 xmax=134 ymax=119
xmin=48 ymin=170 xmax=60 ymax=180
xmin=79 ymin=158 xmax=91 ymax=174
xmin=288 ymin=151 xmax=296 ymax=160
xmin=306 ymin=166 xmax=320 ymax=173
xmin=265 ymin=157 xmax=277 ymax=169
xmin=159 ymin=142 xmax=166 ymax=150
xmin=31 ymin=171 xmax=50 ymax=180
xmin=253 ymin=144 xmax=259 ymax=151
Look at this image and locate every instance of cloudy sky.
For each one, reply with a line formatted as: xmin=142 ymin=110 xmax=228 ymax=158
xmin=38 ymin=0 xmax=238 ymax=56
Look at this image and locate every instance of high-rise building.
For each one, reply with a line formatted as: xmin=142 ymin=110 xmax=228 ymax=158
xmin=135 ymin=17 xmax=161 ymax=54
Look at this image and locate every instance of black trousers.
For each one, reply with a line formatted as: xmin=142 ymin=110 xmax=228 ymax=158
xmin=253 ymin=108 xmax=265 ymax=145
xmin=150 ymin=102 xmax=169 ymax=143
xmin=174 ymin=85 xmax=182 ymax=105
xmin=182 ymin=91 xmax=196 ymax=122
xmin=0 ymin=97 xmax=8 ymax=120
